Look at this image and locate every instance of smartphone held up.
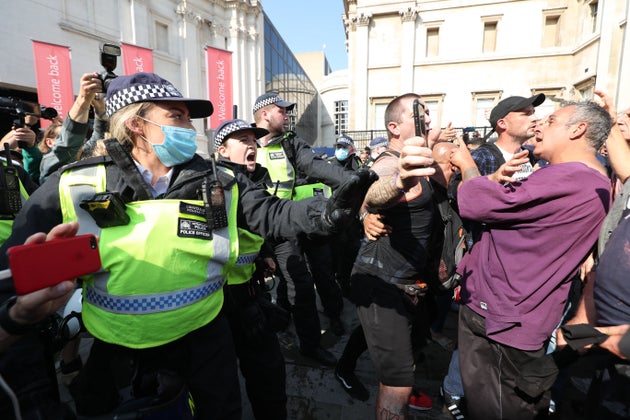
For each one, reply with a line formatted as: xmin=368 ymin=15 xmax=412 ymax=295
xmin=413 ymin=99 xmax=426 ymax=138
xmin=8 ymin=234 xmax=102 ymax=295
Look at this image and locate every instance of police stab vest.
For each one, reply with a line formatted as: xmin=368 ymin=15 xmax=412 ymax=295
xmin=256 ymin=142 xmax=295 ymax=199
xmin=58 ymin=164 xmax=239 ymax=349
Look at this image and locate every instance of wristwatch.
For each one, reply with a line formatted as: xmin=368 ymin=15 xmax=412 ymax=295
xmin=0 ymin=296 xmax=35 ymax=335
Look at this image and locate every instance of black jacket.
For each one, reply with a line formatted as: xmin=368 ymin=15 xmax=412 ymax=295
xmin=270 ymin=131 xmax=353 ymax=188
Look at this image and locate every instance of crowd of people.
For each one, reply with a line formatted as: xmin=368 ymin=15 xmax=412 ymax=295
xmin=0 ymin=67 xmax=628 ymax=420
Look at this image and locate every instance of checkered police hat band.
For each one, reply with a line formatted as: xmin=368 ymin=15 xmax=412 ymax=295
xmin=253 ymin=96 xmax=281 ymax=113
xmin=214 ymin=121 xmax=250 ymax=149
xmin=106 ymin=83 xmax=183 ymax=116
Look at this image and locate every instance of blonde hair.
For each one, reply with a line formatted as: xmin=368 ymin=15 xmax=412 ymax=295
xmin=108 ymin=102 xmax=154 ymax=149
xmin=38 ymin=122 xmax=62 ymax=154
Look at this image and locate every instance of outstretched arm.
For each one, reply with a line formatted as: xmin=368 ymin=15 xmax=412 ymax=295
xmin=0 ymin=222 xmax=78 ymax=351
xmin=595 ymin=90 xmax=630 ymax=183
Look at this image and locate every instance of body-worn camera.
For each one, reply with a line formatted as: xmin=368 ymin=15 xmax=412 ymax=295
xmin=80 ymin=191 xmax=130 ymax=228
xmin=97 ymin=43 xmax=121 ymax=93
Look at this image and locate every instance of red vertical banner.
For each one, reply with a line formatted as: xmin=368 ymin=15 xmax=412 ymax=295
xmin=121 ymin=43 xmax=154 ymax=75
xmin=31 ymin=40 xmax=74 ymax=128
xmin=205 ymin=46 xmax=233 ymax=128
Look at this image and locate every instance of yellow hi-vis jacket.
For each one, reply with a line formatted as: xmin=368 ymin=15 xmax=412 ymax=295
xmin=58 ymin=164 xmax=239 ymax=348
xmin=256 ymin=142 xmax=295 ymax=199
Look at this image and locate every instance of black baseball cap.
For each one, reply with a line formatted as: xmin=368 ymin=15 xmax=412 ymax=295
xmin=489 ymin=94 xmax=546 ymax=129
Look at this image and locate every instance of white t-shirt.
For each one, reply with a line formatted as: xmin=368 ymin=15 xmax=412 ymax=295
xmin=496 ymin=145 xmax=533 ymax=181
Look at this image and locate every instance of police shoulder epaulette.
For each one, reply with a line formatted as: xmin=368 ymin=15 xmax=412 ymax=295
xmin=61 ymin=155 xmax=111 ymax=173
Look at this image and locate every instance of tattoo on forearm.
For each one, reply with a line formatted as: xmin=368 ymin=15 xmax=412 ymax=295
xmin=463 ymin=167 xmax=481 ymax=181
xmin=364 ymin=175 xmax=402 ymax=209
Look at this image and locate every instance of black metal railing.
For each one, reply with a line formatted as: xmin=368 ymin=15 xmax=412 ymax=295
xmin=340 ymin=126 xmax=494 ymax=150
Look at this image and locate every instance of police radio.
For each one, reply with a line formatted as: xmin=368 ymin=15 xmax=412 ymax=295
xmin=202 ymin=158 xmax=228 ymax=229
xmin=0 ymin=143 xmax=22 ymax=217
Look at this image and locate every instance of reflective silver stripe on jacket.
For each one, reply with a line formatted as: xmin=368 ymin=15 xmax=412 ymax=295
xmin=275 ymin=181 xmax=294 ymax=190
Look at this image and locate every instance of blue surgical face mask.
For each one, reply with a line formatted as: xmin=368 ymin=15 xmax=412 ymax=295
xmin=335 ymin=147 xmax=349 ymax=161
xmin=138 ymin=116 xmax=198 ymax=167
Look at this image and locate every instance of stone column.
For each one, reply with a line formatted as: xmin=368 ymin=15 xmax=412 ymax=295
xmin=351 ymin=12 xmax=371 ymax=131
xmin=399 ymin=7 xmax=418 ymax=92
xmin=175 ymin=1 xmax=207 ymax=153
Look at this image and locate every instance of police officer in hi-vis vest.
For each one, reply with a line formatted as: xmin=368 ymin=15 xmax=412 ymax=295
xmin=213 ymin=118 xmax=288 ymax=420
xmin=254 ymin=93 xmax=353 ymax=365
xmin=0 ymin=73 xmax=377 ymax=419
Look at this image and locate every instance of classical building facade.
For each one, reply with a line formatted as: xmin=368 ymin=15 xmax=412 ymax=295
xmin=0 ymin=0 xmax=323 ymax=152
xmin=2 ymin=1 xmax=628 ymax=152
xmin=342 ymin=0 xmax=630 ymax=143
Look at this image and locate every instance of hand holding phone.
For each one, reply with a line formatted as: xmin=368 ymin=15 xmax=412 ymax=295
xmin=8 ymin=234 xmax=102 ymax=295
xmin=413 ymin=99 xmax=426 ymax=137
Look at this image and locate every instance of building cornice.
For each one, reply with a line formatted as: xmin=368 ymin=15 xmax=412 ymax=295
xmin=399 ymin=7 xmax=419 ymax=23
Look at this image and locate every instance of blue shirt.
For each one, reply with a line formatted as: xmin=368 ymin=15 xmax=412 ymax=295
xmin=594 ymin=204 xmax=630 ymax=326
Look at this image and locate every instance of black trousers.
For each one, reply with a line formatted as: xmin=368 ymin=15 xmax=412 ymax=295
xmin=73 ymin=314 xmax=241 ymax=420
xmin=274 ymin=238 xmax=341 ymax=350
xmin=302 ymin=236 xmax=343 ymax=319
xmin=458 ymin=304 xmax=550 ymax=420
xmin=224 ymin=283 xmax=287 ymax=420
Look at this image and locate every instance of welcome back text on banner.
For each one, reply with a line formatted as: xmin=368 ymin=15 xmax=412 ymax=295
xmin=31 ymin=40 xmax=74 ymax=128
xmin=121 ymin=43 xmax=154 ymax=75
xmin=205 ymin=46 xmax=233 ymax=129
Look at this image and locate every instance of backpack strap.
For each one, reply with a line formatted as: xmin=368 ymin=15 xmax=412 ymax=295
xmin=373 ymin=148 xmax=400 ymax=165
xmin=479 ymin=142 xmax=537 ymax=166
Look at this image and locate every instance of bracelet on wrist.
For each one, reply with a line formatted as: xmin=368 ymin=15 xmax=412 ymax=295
xmin=359 ymin=210 xmax=369 ymax=222
xmin=0 ymin=296 xmax=36 ymax=335
xmin=96 ymin=111 xmax=107 ymax=119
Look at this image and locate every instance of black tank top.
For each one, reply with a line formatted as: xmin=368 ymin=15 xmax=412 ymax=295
xmin=353 ymin=176 xmax=434 ymax=284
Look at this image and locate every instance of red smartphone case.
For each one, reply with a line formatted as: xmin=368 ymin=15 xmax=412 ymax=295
xmin=8 ymin=234 xmax=102 ymax=295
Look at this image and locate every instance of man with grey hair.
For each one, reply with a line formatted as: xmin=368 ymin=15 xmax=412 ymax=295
xmin=368 ymin=137 xmax=389 ymax=165
xmin=449 ymin=100 xmax=613 ymax=419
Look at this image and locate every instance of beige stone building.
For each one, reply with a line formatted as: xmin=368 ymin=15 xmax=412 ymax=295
xmin=342 ymin=0 xmax=630 ymax=141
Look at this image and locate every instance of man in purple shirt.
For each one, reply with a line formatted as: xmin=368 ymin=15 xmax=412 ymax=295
xmin=449 ymin=100 xmax=612 ymax=419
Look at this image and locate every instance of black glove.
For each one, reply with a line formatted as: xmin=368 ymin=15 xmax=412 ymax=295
xmin=322 ymin=168 xmax=378 ymax=232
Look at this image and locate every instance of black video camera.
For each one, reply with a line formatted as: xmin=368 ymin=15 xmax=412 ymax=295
xmin=0 ymin=97 xmax=58 ymax=147
xmin=97 ymin=43 xmax=121 ymax=93
xmin=0 ymin=97 xmax=58 ymax=128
